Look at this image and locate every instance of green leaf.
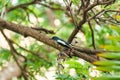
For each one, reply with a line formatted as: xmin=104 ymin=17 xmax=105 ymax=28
xmin=72 ymin=0 xmax=79 ymax=5
xmin=96 ymin=66 xmax=120 ymax=72
xmin=0 ymin=48 xmax=11 ymax=60
xmin=98 ymin=53 xmax=120 ymax=59
xmin=100 ymin=45 xmax=120 ymax=50
xmin=110 ymin=25 xmax=120 ymax=33
xmin=93 ymin=60 xmax=120 ymax=66
xmin=65 ymin=60 xmax=83 ymax=68
xmin=92 ymin=76 xmax=120 ymax=80
xmin=107 ymin=36 xmax=120 ymax=41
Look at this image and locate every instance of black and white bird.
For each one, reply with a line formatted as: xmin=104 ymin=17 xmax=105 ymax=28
xmin=52 ymin=36 xmax=71 ymax=48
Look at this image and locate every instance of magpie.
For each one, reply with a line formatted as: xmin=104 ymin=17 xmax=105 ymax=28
xmin=52 ymin=36 xmax=71 ymax=48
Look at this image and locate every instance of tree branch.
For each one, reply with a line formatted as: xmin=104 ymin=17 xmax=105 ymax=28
xmin=67 ymin=0 xmax=116 ymax=43
xmin=0 ymin=29 xmax=28 ymax=80
xmin=0 ymin=18 xmax=119 ymax=63
xmin=7 ymin=0 xmax=37 ymax=12
xmin=0 ymin=18 xmax=99 ymax=63
xmin=88 ymin=21 xmax=96 ymax=49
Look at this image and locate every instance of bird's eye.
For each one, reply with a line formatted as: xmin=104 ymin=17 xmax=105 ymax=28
xmin=75 ymin=41 xmax=78 ymax=43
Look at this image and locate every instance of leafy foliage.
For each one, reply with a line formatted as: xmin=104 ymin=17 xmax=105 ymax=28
xmin=92 ymin=26 xmax=120 ymax=79
xmin=0 ymin=48 xmax=11 ymax=65
xmin=0 ymin=0 xmax=120 ymax=80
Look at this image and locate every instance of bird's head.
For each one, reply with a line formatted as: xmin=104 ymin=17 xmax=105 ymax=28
xmin=52 ymin=36 xmax=60 ymax=41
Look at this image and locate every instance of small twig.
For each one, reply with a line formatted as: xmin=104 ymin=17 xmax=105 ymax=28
xmin=63 ymin=0 xmax=77 ymax=26
xmin=38 ymin=2 xmax=63 ymax=11
xmin=9 ymin=39 xmax=28 ymax=72
xmin=88 ymin=21 xmax=96 ymax=49
xmin=10 ymin=39 xmax=50 ymax=79
xmin=97 ymin=17 xmax=120 ymax=25
xmin=0 ymin=29 xmax=28 ymax=80
xmin=85 ymin=0 xmax=90 ymax=8
xmin=106 ymin=13 xmax=120 ymax=23
xmin=98 ymin=0 xmax=115 ymax=5
xmin=0 ymin=0 xmax=10 ymax=18
xmin=7 ymin=0 xmax=37 ymax=12
xmin=68 ymin=0 xmax=117 ymax=43
xmin=25 ymin=8 xmax=39 ymax=24
xmin=77 ymin=2 xmax=83 ymax=14
xmin=87 ymin=9 xmax=105 ymax=22
xmin=105 ymin=10 xmax=120 ymax=13
xmin=10 ymin=39 xmax=52 ymax=65
xmin=57 ymin=52 xmax=65 ymax=75
xmin=31 ymin=27 xmax=55 ymax=34
xmin=0 ymin=5 xmax=7 ymax=18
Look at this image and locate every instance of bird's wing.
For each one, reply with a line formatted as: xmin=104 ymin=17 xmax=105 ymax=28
xmin=57 ymin=39 xmax=71 ymax=48
xmin=57 ymin=39 xmax=67 ymax=45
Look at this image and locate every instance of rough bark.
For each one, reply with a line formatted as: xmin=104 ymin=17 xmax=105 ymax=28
xmin=0 ymin=18 xmax=98 ymax=63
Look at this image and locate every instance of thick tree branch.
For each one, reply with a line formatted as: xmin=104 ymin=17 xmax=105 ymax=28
xmin=0 ymin=18 xmax=99 ymax=63
xmin=0 ymin=18 xmax=120 ymax=63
